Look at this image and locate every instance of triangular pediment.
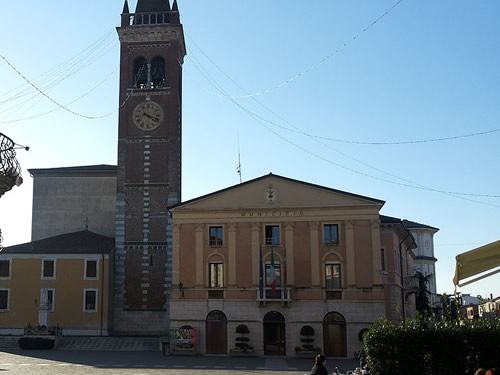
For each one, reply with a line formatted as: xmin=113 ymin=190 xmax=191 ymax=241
xmin=173 ymin=174 xmax=384 ymax=212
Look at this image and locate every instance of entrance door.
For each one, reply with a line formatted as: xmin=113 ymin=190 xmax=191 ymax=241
xmin=323 ymin=312 xmax=347 ymax=357
xmin=263 ymin=311 xmax=286 ymax=355
xmin=206 ymin=310 xmax=227 ymax=354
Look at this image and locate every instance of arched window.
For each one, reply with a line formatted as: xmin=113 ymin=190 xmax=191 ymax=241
xmin=133 ymin=57 xmax=147 ymax=88
xmin=151 ymin=56 xmax=165 ymax=88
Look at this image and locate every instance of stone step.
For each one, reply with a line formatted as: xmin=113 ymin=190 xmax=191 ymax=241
xmin=57 ymin=336 xmax=160 ymax=351
xmin=0 ymin=336 xmax=20 ymax=350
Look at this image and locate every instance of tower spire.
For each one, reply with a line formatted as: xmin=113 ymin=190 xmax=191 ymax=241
xmin=122 ymin=0 xmax=129 ymax=14
xmin=172 ymin=0 xmax=179 ymax=12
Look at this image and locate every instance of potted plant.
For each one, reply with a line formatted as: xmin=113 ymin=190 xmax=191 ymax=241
xmin=295 ymin=325 xmax=321 ymax=358
xmin=230 ymin=324 xmax=255 ymax=356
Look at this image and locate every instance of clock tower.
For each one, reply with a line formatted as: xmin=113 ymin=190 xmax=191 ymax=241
xmin=114 ymin=0 xmax=185 ymax=334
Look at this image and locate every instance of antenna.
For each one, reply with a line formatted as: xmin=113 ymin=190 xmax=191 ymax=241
xmin=236 ymin=130 xmax=242 ymax=183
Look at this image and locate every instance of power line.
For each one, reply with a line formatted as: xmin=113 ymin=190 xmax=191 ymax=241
xmin=185 ymin=48 xmax=500 ymax=206
xmin=187 ymin=0 xmax=405 ymax=100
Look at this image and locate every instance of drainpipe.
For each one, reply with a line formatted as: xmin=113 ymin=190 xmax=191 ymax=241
xmin=100 ymin=254 xmax=104 ymax=336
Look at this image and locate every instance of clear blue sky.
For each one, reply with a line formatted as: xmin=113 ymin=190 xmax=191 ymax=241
xmin=1 ymin=1 xmax=499 ymax=299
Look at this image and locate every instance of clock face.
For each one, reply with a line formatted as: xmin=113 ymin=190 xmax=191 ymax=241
xmin=133 ymin=100 xmax=164 ymax=131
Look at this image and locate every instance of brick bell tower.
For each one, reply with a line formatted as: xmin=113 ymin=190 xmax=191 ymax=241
xmin=114 ymin=0 xmax=185 ymax=334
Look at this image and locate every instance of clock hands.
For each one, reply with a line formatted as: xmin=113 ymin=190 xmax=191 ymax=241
xmin=143 ymin=112 xmax=160 ymax=123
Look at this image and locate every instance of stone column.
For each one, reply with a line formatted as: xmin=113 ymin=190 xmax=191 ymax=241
xmin=251 ymin=223 xmax=260 ymax=285
xmin=284 ymin=223 xmax=295 ymax=285
xmin=195 ymin=224 xmax=204 ymax=287
xmin=345 ymin=221 xmax=356 ymax=287
xmin=371 ymin=220 xmax=382 ymax=285
xmin=228 ymin=223 xmax=237 ymax=286
xmin=309 ymin=222 xmax=320 ymax=286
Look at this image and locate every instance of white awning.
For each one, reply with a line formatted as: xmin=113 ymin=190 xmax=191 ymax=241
xmin=453 ymin=240 xmax=500 ymax=287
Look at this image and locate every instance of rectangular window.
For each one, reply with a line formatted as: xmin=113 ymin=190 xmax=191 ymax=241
xmin=209 ymin=263 xmax=224 ymax=288
xmin=0 ymin=289 xmax=9 ymax=310
xmin=42 ymin=259 xmax=55 ymax=279
xmin=0 ymin=260 xmax=10 ymax=278
xmin=380 ymin=248 xmax=386 ymax=271
xmin=209 ymin=226 xmax=223 ymax=247
xmin=323 ymin=224 xmax=339 ymax=245
xmin=83 ymin=289 xmax=97 ymax=312
xmin=325 ymin=264 xmax=341 ymax=289
xmin=85 ymin=259 xmax=98 ymax=279
xmin=265 ymin=225 xmax=280 ymax=245
xmin=40 ymin=289 xmax=55 ymax=312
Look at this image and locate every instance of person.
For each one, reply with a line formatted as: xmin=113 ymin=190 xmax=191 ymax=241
xmin=475 ymin=369 xmax=487 ymax=375
xmin=486 ymin=369 xmax=499 ymax=375
xmin=310 ymin=354 xmax=329 ymax=375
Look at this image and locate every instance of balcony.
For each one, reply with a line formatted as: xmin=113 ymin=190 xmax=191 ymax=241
xmin=403 ymin=276 xmax=419 ymax=293
xmin=256 ymin=287 xmax=291 ymax=305
xmin=0 ymin=133 xmax=22 ymax=198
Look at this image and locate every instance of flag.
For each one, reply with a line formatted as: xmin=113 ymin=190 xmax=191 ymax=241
xmin=270 ymin=248 xmax=277 ymax=297
xmin=259 ymin=245 xmax=264 ymax=299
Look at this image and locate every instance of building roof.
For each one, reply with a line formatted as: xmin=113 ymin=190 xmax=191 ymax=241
xmin=402 ymin=219 xmax=439 ymax=231
xmin=135 ymin=0 xmax=171 ymax=13
xmin=171 ymin=172 xmax=386 ymax=209
xmin=28 ymin=164 xmax=117 ymax=177
xmin=380 ymin=215 xmax=439 ymax=231
xmin=0 ymin=230 xmax=114 ymax=255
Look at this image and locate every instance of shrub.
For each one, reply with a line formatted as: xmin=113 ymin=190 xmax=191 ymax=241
xmin=363 ymin=318 xmax=500 ymax=375
xmin=18 ymin=337 xmax=55 ymax=350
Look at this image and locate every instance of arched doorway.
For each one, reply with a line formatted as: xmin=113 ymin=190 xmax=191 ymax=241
xmin=323 ymin=312 xmax=347 ymax=357
xmin=263 ymin=311 xmax=286 ymax=355
xmin=206 ymin=310 xmax=227 ymax=354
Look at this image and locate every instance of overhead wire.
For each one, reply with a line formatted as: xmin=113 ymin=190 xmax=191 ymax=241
xmin=192 ymin=0 xmax=405 ymax=100
xmin=185 ymin=45 xmax=500 ymax=206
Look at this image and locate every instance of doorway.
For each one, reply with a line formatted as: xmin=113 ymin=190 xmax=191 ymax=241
xmin=206 ymin=310 xmax=227 ymax=354
xmin=323 ymin=312 xmax=347 ymax=357
xmin=263 ymin=311 xmax=286 ymax=355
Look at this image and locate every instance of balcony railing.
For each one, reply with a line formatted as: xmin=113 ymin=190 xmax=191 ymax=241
xmin=0 ymin=132 xmax=22 ymax=198
xmin=125 ymin=12 xmax=171 ymax=27
xmin=256 ymin=287 xmax=291 ymax=304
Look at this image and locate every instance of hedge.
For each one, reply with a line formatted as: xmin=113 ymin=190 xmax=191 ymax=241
xmin=18 ymin=337 xmax=55 ymax=350
xmin=363 ymin=318 xmax=500 ymax=375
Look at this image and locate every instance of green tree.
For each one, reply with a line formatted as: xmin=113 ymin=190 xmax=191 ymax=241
xmin=415 ymin=271 xmax=432 ymax=316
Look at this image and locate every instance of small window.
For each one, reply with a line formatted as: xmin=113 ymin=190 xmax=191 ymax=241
xmin=209 ymin=226 xmax=223 ymax=247
xmin=42 ymin=259 xmax=55 ymax=279
xmin=83 ymin=289 xmax=98 ymax=312
xmin=323 ymin=224 xmax=339 ymax=245
xmin=325 ymin=263 xmax=341 ymax=289
xmin=265 ymin=225 xmax=280 ymax=245
xmin=209 ymin=263 xmax=224 ymax=288
xmin=0 ymin=289 xmax=9 ymax=310
xmin=85 ymin=259 xmax=98 ymax=279
xmin=0 ymin=260 xmax=10 ymax=278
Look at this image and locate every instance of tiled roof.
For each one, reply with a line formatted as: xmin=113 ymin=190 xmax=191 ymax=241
xmin=0 ymin=230 xmax=114 ymax=255
xmin=402 ymin=219 xmax=439 ymax=231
